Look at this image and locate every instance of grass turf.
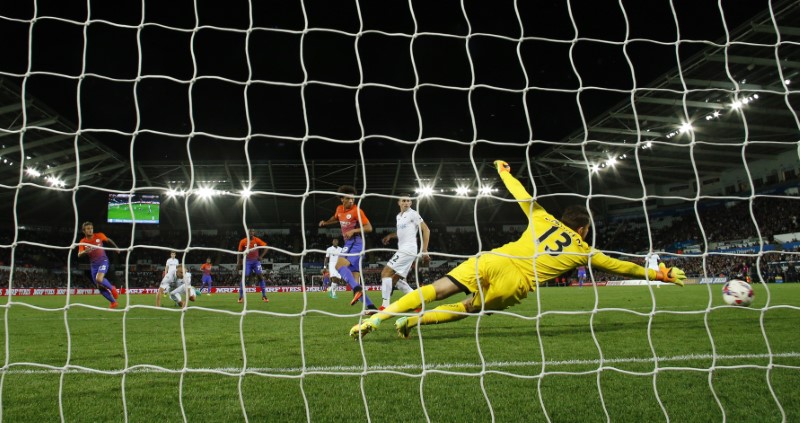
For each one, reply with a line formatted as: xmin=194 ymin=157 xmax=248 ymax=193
xmin=1 ymin=283 xmax=798 ymax=422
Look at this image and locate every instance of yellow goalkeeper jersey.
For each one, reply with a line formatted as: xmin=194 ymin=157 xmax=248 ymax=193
xmin=494 ymin=172 xmax=657 ymax=290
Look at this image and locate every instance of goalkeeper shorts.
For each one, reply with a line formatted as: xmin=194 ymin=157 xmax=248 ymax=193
xmin=447 ymin=253 xmax=529 ymax=311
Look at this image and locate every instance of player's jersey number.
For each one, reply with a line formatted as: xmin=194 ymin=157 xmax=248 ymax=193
xmin=537 ymin=225 xmax=572 ymax=254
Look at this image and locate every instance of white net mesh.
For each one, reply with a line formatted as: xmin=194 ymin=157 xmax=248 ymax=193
xmin=0 ymin=0 xmax=799 ymax=421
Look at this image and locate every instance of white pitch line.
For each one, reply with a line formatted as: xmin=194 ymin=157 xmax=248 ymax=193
xmin=3 ymin=352 xmax=799 ymax=375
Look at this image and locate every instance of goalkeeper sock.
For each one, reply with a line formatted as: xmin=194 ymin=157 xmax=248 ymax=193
xmin=371 ymin=285 xmax=437 ymax=323
xmin=381 ymin=277 xmax=393 ymax=308
xmin=403 ymin=302 xmax=468 ymax=329
xmin=395 ymin=279 xmax=413 ymax=294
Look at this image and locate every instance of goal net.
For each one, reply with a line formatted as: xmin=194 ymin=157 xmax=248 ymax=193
xmin=0 ymin=0 xmax=798 ymax=421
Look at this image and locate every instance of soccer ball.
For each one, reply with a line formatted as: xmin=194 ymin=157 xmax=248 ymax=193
xmin=722 ymin=279 xmax=754 ymax=307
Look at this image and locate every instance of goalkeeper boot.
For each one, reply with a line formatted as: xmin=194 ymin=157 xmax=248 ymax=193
xmin=349 ymin=317 xmax=380 ymax=340
xmin=109 ymin=302 xmax=119 ymax=310
xmin=395 ymin=317 xmax=413 ymax=339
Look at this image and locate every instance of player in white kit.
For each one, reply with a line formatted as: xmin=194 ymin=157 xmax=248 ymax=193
xmin=379 ymin=194 xmax=431 ymax=310
xmin=323 ymin=238 xmax=343 ymax=298
xmin=647 ymin=252 xmax=661 ymax=288
xmin=156 ymin=251 xmax=180 ymax=307
xmin=167 ymin=265 xmax=196 ymax=308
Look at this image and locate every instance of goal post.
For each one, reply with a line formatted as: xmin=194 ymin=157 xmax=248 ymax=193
xmin=309 ymin=274 xmax=323 ymax=289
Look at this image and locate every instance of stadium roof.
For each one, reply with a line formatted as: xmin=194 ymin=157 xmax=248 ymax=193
xmin=0 ymin=0 xmax=798 ymax=227
xmin=534 ymin=0 xmax=800 ymax=190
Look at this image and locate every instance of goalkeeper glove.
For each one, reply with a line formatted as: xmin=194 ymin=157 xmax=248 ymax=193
xmin=494 ymin=160 xmax=510 ymax=174
xmin=656 ymin=262 xmax=686 ymax=287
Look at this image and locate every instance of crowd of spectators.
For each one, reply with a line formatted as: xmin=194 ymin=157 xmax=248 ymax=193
xmin=1 ymin=195 xmax=798 ymax=288
xmin=600 ymin=197 xmax=799 ymax=254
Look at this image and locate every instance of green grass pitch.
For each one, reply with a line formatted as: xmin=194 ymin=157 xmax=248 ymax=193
xmin=1 ymin=284 xmax=798 ymax=422
xmin=107 ymin=203 xmax=160 ymax=223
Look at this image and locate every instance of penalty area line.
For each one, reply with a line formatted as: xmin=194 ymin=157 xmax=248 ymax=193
xmin=4 ymin=352 xmax=799 ymax=375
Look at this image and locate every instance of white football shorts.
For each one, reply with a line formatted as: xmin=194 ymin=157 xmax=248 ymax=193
xmin=386 ymin=250 xmax=416 ymax=278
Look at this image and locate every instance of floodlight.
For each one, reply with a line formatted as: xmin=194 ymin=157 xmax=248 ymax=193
xmin=196 ymin=187 xmax=214 ymax=198
xmin=416 ymin=186 xmax=434 ymax=197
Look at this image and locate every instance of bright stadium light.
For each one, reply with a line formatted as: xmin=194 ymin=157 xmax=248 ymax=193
xmin=679 ymin=122 xmax=693 ymax=133
xmin=196 ymin=187 xmax=214 ymax=198
xmin=45 ymin=176 xmax=65 ymax=187
xmin=730 ymin=100 xmax=743 ymax=109
xmin=241 ymin=188 xmax=252 ymax=198
xmin=26 ymin=167 xmax=41 ymax=177
xmin=591 ymin=164 xmax=601 ymax=173
xmin=478 ymin=186 xmax=493 ymax=195
xmin=415 ymin=186 xmax=434 ymax=198
xmin=167 ymin=188 xmax=178 ymax=197
xmin=456 ymin=186 xmax=470 ymax=196
xmin=606 ymin=157 xmax=617 ymax=167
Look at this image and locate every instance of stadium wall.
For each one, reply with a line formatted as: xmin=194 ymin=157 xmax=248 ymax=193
xmin=0 ymin=285 xmax=382 ymax=296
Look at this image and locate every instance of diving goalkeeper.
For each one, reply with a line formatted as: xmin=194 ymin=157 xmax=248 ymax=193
xmin=351 ymin=160 xmax=686 ymax=339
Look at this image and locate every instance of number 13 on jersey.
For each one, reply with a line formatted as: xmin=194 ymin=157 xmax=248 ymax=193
xmin=537 ymin=224 xmax=572 ymax=254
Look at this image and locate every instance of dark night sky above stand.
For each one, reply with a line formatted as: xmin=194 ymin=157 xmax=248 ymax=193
xmin=0 ymin=0 xmax=770 ymax=163
xmin=0 ymin=0 xmax=793 ymax=229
